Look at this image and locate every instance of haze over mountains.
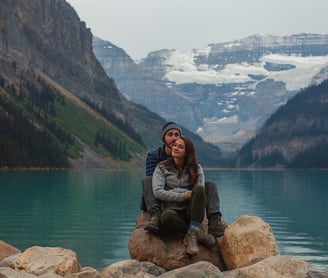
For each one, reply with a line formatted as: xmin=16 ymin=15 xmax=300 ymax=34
xmin=0 ymin=0 xmax=221 ymax=169
xmin=94 ymin=34 xmax=328 ymax=152
xmin=1 ymin=0 xmax=328 ymax=169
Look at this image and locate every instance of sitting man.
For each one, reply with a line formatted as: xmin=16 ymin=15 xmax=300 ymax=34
xmin=141 ymin=122 xmax=226 ymax=238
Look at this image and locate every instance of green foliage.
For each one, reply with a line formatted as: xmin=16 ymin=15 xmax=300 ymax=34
xmin=82 ymin=96 xmax=145 ymax=147
xmin=53 ymin=96 xmax=144 ymax=161
xmin=0 ymin=93 xmax=69 ymax=168
xmin=237 ymin=80 xmax=328 ymax=168
xmin=95 ymin=129 xmax=131 ymax=161
xmin=0 ymin=70 xmax=145 ymax=168
xmin=256 ymin=152 xmax=287 ymax=168
xmin=288 ymin=139 xmax=328 ymax=168
xmin=236 ymin=138 xmax=255 ymax=167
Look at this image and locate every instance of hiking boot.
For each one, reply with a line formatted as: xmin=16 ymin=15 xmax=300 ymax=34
xmin=197 ymin=229 xmax=216 ymax=247
xmin=183 ymin=228 xmax=199 ymax=255
xmin=144 ymin=209 xmax=161 ymax=234
xmin=208 ymin=212 xmax=227 ymax=238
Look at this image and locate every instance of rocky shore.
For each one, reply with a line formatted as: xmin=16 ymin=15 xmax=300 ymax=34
xmin=1 ymin=215 xmax=327 ymax=278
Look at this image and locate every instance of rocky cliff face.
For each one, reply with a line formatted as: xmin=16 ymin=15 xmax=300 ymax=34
xmin=0 ymin=0 xmax=223 ymax=167
xmin=94 ymin=33 xmax=328 ymax=152
xmin=0 ymin=0 xmax=122 ymax=116
xmin=93 ymin=38 xmax=190 ymax=123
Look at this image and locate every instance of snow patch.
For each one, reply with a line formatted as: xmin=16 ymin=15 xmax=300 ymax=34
xmin=162 ymin=50 xmax=328 ymax=91
xmin=204 ymin=115 xmax=239 ymax=125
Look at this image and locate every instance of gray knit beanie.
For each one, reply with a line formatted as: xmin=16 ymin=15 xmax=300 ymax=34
xmin=161 ymin=122 xmax=182 ymax=142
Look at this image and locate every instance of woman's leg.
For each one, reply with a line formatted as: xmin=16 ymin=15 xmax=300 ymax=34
xmin=186 ymin=185 xmax=206 ymax=224
xmin=160 ymin=209 xmax=188 ymax=234
xmin=183 ymin=185 xmax=215 ymax=254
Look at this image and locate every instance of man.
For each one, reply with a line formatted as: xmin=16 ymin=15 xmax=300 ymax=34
xmin=141 ymin=122 xmax=226 ymax=238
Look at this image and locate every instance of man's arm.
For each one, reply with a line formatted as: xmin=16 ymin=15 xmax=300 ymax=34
xmin=145 ymin=148 xmax=160 ymax=176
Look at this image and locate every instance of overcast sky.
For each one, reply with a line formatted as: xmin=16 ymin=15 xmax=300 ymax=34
xmin=67 ymin=0 xmax=328 ymax=60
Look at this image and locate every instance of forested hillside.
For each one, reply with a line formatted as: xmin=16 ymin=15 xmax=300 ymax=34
xmin=0 ymin=62 xmax=145 ymax=168
xmin=0 ymin=0 xmax=223 ymax=168
xmin=237 ymin=79 xmax=328 ymax=168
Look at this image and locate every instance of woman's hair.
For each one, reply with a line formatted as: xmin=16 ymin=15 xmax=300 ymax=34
xmin=179 ymin=136 xmax=199 ymax=185
xmin=162 ymin=136 xmax=200 ymax=185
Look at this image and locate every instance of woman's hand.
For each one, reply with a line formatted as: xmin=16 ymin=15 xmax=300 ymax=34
xmin=184 ymin=190 xmax=192 ymax=199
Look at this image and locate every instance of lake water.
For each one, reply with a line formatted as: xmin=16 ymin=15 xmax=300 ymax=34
xmin=0 ymin=170 xmax=327 ymax=272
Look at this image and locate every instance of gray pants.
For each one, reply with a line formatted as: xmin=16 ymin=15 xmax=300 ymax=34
xmin=141 ymin=176 xmax=221 ymax=216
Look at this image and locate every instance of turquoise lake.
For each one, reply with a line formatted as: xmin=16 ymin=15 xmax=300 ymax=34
xmin=0 ymin=169 xmax=327 ymax=272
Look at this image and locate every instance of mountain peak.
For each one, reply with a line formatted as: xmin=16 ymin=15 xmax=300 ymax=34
xmin=95 ymin=33 xmax=328 ymax=153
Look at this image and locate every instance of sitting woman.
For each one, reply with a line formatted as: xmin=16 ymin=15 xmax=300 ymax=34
xmin=152 ymin=136 xmax=216 ymax=255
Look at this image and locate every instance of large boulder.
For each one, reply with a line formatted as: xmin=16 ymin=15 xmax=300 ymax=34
xmin=128 ymin=212 xmax=226 ymax=271
xmin=101 ymin=259 xmax=165 ymax=278
xmin=11 ymin=246 xmax=81 ymax=276
xmin=222 ymin=255 xmax=311 ymax=278
xmin=0 ymin=240 xmax=20 ymax=261
xmin=0 ymin=244 xmax=102 ymax=278
xmin=219 ymin=214 xmax=280 ymax=270
xmin=160 ymin=261 xmax=222 ymax=278
xmin=0 ymin=266 xmax=38 ymax=278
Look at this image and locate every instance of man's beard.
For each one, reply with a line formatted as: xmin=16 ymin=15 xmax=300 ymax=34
xmin=166 ymin=142 xmax=174 ymax=149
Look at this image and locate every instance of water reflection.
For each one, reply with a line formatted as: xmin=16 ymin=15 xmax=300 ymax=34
xmin=0 ymin=170 xmax=327 ymax=271
xmin=206 ymin=170 xmax=328 ymax=271
xmin=0 ymin=170 xmax=143 ymax=271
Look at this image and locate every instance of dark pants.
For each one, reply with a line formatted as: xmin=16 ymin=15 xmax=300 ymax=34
xmin=141 ymin=176 xmax=221 ymax=216
xmin=160 ymin=185 xmax=206 ymax=234
xmin=141 ymin=176 xmax=160 ymax=212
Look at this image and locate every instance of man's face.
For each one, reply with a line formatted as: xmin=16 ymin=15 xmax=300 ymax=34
xmin=164 ymin=129 xmax=181 ymax=149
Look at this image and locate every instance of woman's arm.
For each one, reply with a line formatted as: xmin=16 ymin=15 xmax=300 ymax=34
xmin=152 ymin=165 xmax=186 ymax=202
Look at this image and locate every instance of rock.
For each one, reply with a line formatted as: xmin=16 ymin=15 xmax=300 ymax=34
xmin=0 ymin=266 xmax=37 ymax=278
xmin=221 ymin=255 xmax=310 ymax=278
xmin=128 ymin=212 xmax=226 ymax=271
xmin=219 ymin=215 xmax=279 ymax=270
xmin=101 ymin=259 xmax=164 ymax=278
xmin=0 ymin=240 xmax=21 ymax=261
xmin=160 ymin=261 xmax=222 ymax=278
xmin=307 ymin=269 xmax=328 ymax=278
xmin=11 ymin=246 xmax=81 ymax=276
xmin=0 ymin=254 xmax=20 ymax=268
xmin=1 ymin=214 xmax=327 ymax=278
xmin=68 ymin=266 xmax=101 ymax=278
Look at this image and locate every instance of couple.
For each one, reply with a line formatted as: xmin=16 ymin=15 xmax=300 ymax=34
xmin=141 ymin=122 xmax=226 ymax=255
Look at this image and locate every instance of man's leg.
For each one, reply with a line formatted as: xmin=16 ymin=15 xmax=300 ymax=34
xmin=205 ymin=181 xmax=226 ymax=237
xmin=142 ymin=176 xmax=161 ymax=233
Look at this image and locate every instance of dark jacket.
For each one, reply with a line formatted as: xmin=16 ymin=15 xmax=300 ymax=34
xmin=140 ymin=145 xmax=168 ymax=211
xmin=145 ymin=145 xmax=168 ymax=176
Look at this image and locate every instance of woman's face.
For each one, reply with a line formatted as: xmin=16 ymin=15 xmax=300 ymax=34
xmin=171 ymin=138 xmax=186 ymax=159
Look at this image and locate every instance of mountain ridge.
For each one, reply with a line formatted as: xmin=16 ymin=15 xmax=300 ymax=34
xmin=236 ymin=79 xmax=328 ymax=168
xmin=0 ymin=0 xmax=223 ymax=168
xmin=94 ymin=33 xmax=328 ymax=152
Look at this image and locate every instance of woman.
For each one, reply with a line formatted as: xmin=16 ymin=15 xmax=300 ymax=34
xmin=152 ymin=136 xmax=215 ymax=255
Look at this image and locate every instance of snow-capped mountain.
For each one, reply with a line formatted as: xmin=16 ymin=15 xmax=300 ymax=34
xmin=94 ymin=34 xmax=328 ymax=152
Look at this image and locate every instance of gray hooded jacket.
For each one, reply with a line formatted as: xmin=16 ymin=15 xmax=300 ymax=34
xmin=152 ymin=161 xmax=205 ymax=211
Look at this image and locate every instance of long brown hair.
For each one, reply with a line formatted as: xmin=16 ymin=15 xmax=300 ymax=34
xmin=180 ymin=136 xmax=199 ymax=185
xmin=162 ymin=136 xmax=200 ymax=185
xmin=163 ymin=136 xmax=198 ymax=185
